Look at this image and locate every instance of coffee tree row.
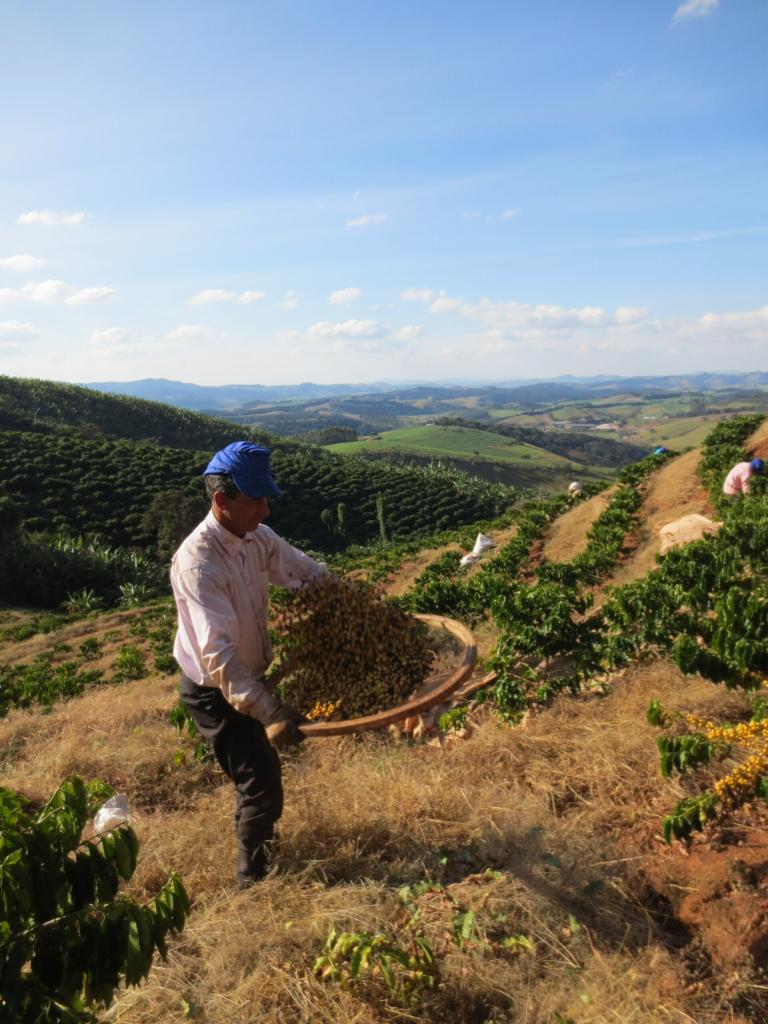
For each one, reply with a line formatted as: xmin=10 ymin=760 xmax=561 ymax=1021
xmin=0 ymin=429 xmax=516 ymax=556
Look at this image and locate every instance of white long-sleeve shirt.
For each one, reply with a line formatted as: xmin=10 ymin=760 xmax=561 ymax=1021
xmin=170 ymin=511 xmax=326 ymax=721
xmin=723 ymin=462 xmax=754 ymax=496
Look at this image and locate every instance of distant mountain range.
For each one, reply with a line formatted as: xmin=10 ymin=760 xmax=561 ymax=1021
xmin=82 ymin=378 xmax=406 ymax=409
xmin=84 ymin=372 xmax=768 ymax=412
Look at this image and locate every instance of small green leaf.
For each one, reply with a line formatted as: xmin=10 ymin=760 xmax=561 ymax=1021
xmin=567 ymin=914 xmax=581 ymax=935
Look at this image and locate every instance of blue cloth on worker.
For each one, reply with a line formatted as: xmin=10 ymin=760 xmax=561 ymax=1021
xmin=204 ymin=442 xmax=281 ymax=498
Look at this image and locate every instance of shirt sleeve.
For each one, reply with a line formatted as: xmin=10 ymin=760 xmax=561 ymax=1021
xmin=263 ymin=530 xmax=329 ymax=588
xmin=174 ymin=564 xmax=281 ymax=722
xmin=742 ymin=467 xmax=752 ymax=494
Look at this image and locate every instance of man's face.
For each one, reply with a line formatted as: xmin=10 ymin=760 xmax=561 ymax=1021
xmin=214 ymin=490 xmax=270 ymax=537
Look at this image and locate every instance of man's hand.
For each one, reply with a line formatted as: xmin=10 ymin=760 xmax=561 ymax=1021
xmin=263 ymin=702 xmax=308 ymax=749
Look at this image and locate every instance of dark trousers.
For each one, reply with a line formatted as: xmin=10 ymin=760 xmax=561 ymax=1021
xmin=180 ymin=675 xmax=284 ymax=885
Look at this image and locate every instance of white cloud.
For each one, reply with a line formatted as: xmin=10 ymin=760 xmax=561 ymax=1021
xmin=17 ymin=209 xmax=86 ymax=226
xmin=1 ymin=254 xmax=44 ymax=272
xmin=501 ymin=209 xmax=519 ymax=220
xmin=406 ymin=289 xmax=629 ymax=332
xmin=276 ymin=328 xmax=301 ymax=341
xmin=673 ymin=0 xmax=718 ymax=22
xmin=329 ymin=287 xmax=362 ymax=305
xmin=26 ymin=280 xmax=67 ymax=302
xmin=695 ymin=306 xmax=768 ymax=331
xmin=190 ymin=288 xmax=266 ymax=305
xmin=65 ymin=286 xmax=114 ymax=306
xmin=0 ymin=279 xmax=68 ymax=303
xmin=281 ymin=291 xmax=298 ymax=310
xmin=165 ymin=324 xmax=212 ymax=341
xmin=614 ymin=306 xmax=649 ymax=325
xmin=190 ymin=288 xmax=237 ymax=305
xmin=576 ymin=306 xmax=606 ymax=325
xmin=395 ymin=325 xmax=423 ymax=341
xmin=91 ymin=327 xmax=129 ymax=345
xmin=429 ymin=291 xmax=463 ymax=314
xmin=0 ymin=320 xmax=37 ymax=341
xmin=401 ymin=288 xmax=434 ymax=302
xmin=479 ymin=340 xmax=510 ymax=355
xmin=308 ymin=319 xmax=383 ymax=341
xmin=305 ymin=318 xmax=419 ymax=354
xmin=346 ymin=213 xmax=388 ymax=228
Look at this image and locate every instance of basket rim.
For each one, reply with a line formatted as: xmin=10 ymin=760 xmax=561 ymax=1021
xmin=299 ymin=612 xmax=477 ymax=737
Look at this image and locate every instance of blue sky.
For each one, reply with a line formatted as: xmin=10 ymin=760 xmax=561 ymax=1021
xmin=0 ymin=0 xmax=765 ymax=384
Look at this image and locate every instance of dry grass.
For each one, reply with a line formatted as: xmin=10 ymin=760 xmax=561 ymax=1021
xmin=602 ymin=449 xmax=709 ymax=595
xmin=2 ymin=655 xmax=764 ymax=1023
xmin=540 ymin=487 xmax=616 ymax=564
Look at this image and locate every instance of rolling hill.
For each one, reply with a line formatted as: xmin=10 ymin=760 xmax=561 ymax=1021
xmin=4 ymin=413 xmax=768 ymax=1022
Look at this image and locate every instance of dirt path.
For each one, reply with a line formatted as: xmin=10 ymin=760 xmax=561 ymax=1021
xmin=748 ymin=416 xmax=768 ymax=458
xmin=596 ymin=448 xmax=712 ymax=599
xmin=539 ymin=487 xmax=616 ymax=564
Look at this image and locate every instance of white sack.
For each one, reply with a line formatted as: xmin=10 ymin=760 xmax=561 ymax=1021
xmin=471 ymin=533 xmax=495 ymax=555
xmin=460 ymin=553 xmax=481 ymax=568
xmin=92 ymin=793 xmax=130 ymax=833
xmin=658 ymin=514 xmax=721 ymax=554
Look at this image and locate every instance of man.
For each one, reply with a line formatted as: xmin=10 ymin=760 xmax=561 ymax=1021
xmin=723 ymin=457 xmax=764 ymax=497
xmin=170 ymin=441 xmax=328 ymax=888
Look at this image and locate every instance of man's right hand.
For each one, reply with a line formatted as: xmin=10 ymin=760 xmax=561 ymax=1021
xmin=263 ymin=702 xmax=308 ymax=749
xmin=265 ymin=717 xmax=305 ymax=749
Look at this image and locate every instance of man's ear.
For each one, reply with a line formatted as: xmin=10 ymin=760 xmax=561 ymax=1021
xmin=212 ymin=490 xmax=229 ymax=512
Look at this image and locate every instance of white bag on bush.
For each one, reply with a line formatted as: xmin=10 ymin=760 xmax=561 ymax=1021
xmin=92 ymin=794 xmax=130 ymax=833
xmin=460 ymin=552 xmax=481 ymax=568
xmin=471 ymin=533 xmax=495 ymax=556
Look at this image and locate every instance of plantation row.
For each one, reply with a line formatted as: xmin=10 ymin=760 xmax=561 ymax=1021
xmin=0 ymin=430 xmax=517 ymax=555
xmin=0 ymin=604 xmax=177 ymax=717
xmin=406 ymin=412 xmax=768 ymax=841
xmin=401 ymin=450 xmax=671 ymax=705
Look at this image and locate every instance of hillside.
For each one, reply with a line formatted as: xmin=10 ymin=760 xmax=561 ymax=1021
xmin=434 ymin=416 xmax=647 ymax=467
xmin=0 ymin=374 xmax=276 ymax=450
xmin=328 ymin=425 xmax=577 ymax=467
xmin=0 ymin=428 xmax=515 ymax=557
xmin=4 ymin=415 xmax=768 ymax=1021
xmin=327 ymin=424 xmax=616 ymax=490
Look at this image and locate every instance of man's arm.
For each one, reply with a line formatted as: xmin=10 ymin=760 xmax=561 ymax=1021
xmin=174 ymin=565 xmax=281 ymax=722
xmin=262 ymin=528 xmax=329 ymax=588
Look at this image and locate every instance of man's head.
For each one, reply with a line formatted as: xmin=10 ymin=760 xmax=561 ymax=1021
xmin=204 ymin=442 xmax=281 ymax=537
xmin=751 ymin=458 xmax=764 ymax=473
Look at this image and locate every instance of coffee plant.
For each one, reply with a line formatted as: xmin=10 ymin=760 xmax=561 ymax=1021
xmin=0 ymin=776 xmax=188 ymax=1023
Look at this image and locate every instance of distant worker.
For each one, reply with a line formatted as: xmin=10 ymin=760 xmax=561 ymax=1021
xmin=568 ymin=481 xmax=583 ymax=498
xmin=170 ymin=442 xmax=328 ymax=888
xmin=723 ymin=457 xmax=764 ymax=497
xmin=653 ymin=446 xmax=669 ymax=456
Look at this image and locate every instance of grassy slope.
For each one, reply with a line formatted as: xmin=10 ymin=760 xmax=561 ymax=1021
xmin=329 ymin=425 xmax=578 ymax=468
xmin=5 ymin=418 xmax=768 ymax=1020
xmin=0 ymin=631 xmax=758 ymax=1022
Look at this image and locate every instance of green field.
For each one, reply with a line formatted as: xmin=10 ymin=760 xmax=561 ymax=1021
xmin=328 ymin=424 xmax=576 ymax=467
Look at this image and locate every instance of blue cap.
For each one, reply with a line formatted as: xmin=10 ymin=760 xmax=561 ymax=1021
xmin=751 ymin=458 xmax=764 ymax=473
xmin=204 ymin=442 xmax=281 ymax=498
xmin=653 ymin=446 xmax=668 ymax=455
